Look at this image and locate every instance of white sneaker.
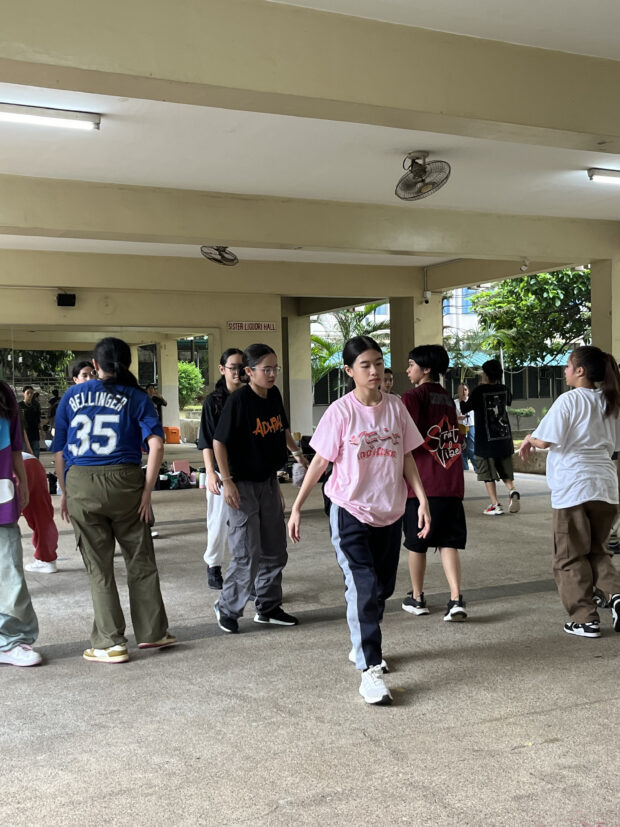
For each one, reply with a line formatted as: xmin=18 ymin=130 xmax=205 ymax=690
xmin=359 ymin=664 xmax=392 ymax=705
xmin=0 ymin=643 xmax=43 ymax=667
xmin=349 ymin=647 xmax=389 ymax=672
xmin=151 ymin=530 xmax=159 ymax=539
xmin=25 ymin=559 xmax=57 ymax=573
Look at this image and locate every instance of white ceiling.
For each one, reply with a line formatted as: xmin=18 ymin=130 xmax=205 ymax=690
xmin=0 ymin=235 xmax=444 ymax=267
xmin=267 ymin=0 xmax=620 ymax=60
xmin=1 ymin=82 xmax=620 ymax=225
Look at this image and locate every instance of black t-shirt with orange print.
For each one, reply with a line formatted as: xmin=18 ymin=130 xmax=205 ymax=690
xmin=214 ymin=383 xmax=289 ymax=482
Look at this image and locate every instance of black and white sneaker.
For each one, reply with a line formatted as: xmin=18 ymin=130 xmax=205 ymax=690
xmin=593 ymin=588 xmax=611 ymax=609
xmin=564 ymin=621 xmax=601 ymax=638
xmin=508 ymin=491 xmax=521 ymax=513
xmin=444 ymin=596 xmax=467 ymax=622
xmin=214 ymin=601 xmax=238 ymax=634
xmin=254 ymin=606 xmax=299 ymax=626
xmin=401 ymin=591 xmax=429 ymax=615
xmin=207 ymin=565 xmax=223 ymax=590
xmin=610 ymin=594 xmax=620 ymax=633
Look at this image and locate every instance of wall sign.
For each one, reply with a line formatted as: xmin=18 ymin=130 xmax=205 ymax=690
xmin=226 ymin=321 xmax=277 ymax=332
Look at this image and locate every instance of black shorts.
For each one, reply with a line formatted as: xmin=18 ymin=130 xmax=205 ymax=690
xmin=403 ymin=497 xmax=467 ymax=553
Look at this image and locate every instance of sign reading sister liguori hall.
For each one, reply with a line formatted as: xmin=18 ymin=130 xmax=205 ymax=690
xmin=226 ymin=321 xmax=278 ymax=332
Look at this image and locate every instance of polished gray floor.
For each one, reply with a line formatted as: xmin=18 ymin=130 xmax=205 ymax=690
xmin=3 ymin=447 xmax=619 ymax=826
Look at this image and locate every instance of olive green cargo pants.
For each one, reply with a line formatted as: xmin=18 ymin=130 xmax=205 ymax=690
xmin=66 ymin=464 xmax=169 ymax=649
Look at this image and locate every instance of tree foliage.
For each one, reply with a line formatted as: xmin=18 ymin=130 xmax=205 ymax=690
xmin=177 ymin=360 xmax=204 ymax=408
xmin=0 ymin=349 xmax=74 ymax=381
xmin=443 ymin=327 xmax=493 ymax=382
xmin=311 ymin=303 xmax=391 ymax=397
xmin=470 ymin=269 xmax=591 ymax=366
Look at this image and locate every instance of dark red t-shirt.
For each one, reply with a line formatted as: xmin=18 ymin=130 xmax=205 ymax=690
xmin=401 ymin=382 xmax=464 ymax=499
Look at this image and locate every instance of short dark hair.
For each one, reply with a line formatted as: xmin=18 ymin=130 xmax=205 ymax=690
xmin=482 ymin=359 xmax=503 ymax=382
xmin=72 ymin=360 xmax=94 ymax=379
xmin=384 ymin=367 xmax=393 ymax=375
xmin=145 ymin=383 xmax=155 ymax=391
xmin=23 ymin=385 xmax=34 ymax=392
xmin=408 ymin=345 xmax=449 ymax=381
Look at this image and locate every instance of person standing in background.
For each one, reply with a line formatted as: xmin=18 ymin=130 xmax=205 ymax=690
xmin=18 ymin=386 xmax=41 ymax=459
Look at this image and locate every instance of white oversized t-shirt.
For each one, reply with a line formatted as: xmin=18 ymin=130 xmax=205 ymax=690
xmin=310 ymin=391 xmax=423 ymax=526
xmin=532 ymin=387 xmax=620 ymax=509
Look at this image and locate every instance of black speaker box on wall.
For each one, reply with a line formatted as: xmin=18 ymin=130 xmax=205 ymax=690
xmin=56 ymin=293 xmax=76 ymax=307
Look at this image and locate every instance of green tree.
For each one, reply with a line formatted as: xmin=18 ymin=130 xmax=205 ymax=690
xmin=177 ymin=361 xmax=204 ymax=408
xmin=0 ymin=349 xmax=74 ymax=380
xmin=443 ymin=327 xmax=493 ymax=382
xmin=470 ymin=269 xmax=591 ymax=366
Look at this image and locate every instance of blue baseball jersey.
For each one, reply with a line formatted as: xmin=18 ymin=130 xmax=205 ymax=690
xmin=52 ymin=380 xmax=164 ymax=470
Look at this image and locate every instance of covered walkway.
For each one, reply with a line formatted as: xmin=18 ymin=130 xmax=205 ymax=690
xmin=4 ymin=448 xmax=619 ymax=825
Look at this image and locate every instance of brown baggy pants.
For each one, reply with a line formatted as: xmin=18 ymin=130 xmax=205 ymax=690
xmin=552 ymin=500 xmax=620 ymax=623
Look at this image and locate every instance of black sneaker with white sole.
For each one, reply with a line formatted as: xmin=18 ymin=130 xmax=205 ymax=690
xmin=401 ymin=591 xmax=429 ymax=615
xmin=214 ymin=601 xmax=239 ymax=633
xmin=207 ymin=565 xmax=223 ymax=590
xmin=509 ymin=491 xmax=521 ymax=513
xmin=610 ymin=594 xmax=620 ymax=632
xmin=254 ymin=606 xmax=299 ymax=626
xmin=564 ymin=621 xmax=601 ymax=638
xmin=444 ymin=596 xmax=467 ymax=622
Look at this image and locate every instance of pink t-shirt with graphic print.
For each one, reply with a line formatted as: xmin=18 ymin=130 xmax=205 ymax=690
xmin=310 ymin=391 xmax=424 ymax=527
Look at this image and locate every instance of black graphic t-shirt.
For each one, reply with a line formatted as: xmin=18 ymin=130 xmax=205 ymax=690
xmin=401 ymin=382 xmax=464 ymax=498
xmin=213 ymin=384 xmax=289 ymax=482
xmin=460 ymin=383 xmax=514 ymax=458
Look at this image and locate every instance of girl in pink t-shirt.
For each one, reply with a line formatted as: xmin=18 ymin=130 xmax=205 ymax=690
xmin=288 ymin=336 xmax=430 ymax=706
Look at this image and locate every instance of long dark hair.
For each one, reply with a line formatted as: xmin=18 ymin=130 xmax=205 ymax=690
xmin=211 ymin=348 xmax=244 ymax=415
xmin=570 ymin=346 xmax=620 ymax=417
xmin=0 ymin=381 xmax=17 ymax=420
xmin=241 ymin=343 xmax=277 ymax=384
xmin=93 ymin=337 xmax=142 ymax=391
xmin=342 ymin=335 xmax=382 ymax=367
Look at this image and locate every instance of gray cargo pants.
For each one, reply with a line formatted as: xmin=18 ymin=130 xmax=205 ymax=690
xmin=218 ymin=476 xmax=288 ymax=618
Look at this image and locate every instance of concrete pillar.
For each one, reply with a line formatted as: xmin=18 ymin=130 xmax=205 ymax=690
xmin=156 ymin=338 xmax=180 ymax=428
xmin=285 ymin=312 xmax=313 ymax=436
xmin=389 ymin=296 xmax=442 ymax=394
xmin=591 ymin=258 xmax=620 ymax=356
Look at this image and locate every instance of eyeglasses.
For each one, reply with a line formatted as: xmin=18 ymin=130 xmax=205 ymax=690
xmin=251 ymin=366 xmax=281 ymax=376
xmin=223 ymin=364 xmax=243 ymax=371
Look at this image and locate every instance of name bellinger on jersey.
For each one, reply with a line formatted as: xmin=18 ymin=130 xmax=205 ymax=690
xmin=52 ymin=379 xmax=163 ymax=470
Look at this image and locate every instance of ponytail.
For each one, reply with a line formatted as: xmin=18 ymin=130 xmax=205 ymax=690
xmin=602 ymin=353 xmax=620 ymax=418
xmin=570 ymin=345 xmax=620 ymax=417
xmin=93 ymin=337 xmax=143 ymax=392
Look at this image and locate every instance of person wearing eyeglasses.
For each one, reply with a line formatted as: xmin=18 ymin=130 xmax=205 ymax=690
xmin=72 ymin=361 xmax=96 ymax=384
xmin=212 ymin=343 xmax=308 ymax=633
xmin=196 ymin=348 xmax=244 ymax=590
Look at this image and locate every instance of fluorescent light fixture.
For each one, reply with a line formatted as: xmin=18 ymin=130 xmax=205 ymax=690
xmin=587 ymin=167 xmax=620 ymax=184
xmin=0 ymin=102 xmax=100 ymax=131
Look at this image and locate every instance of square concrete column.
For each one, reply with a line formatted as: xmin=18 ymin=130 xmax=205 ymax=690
xmin=591 ymin=259 xmax=620 ymax=355
xmin=283 ymin=313 xmax=313 ymax=436
xmin=389 ymin=296 xmax=443 ymax=394
xmin=156 ymin=339 xmax=180 ymax=428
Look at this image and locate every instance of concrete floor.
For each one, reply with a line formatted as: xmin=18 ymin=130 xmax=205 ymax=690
xmin=3 ymin=446 xmax=619 ymax=826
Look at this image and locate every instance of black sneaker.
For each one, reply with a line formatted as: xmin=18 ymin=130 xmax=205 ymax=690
xmin=254 ymin=606 xmax=299 ymax=626
xmin=214 ymin=601 xmax=238 ymax=634
xmin=611 ymin=594 xmax=620 ymax=632
xmin=508 ymin=491 xmax=521 ymax=513
xmin=444 ymin=595 xmax=467 ymax=622
xmin=207 ymin=565 xmax=223 ymax=590
xmin=401 ymin=591 xmax=429 ymax=616
xmin=564 ymin=621 xmax=601 ymax=638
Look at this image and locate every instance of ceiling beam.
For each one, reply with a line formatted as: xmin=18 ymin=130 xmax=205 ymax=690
xmin=425 ymin=259 xmax=573 ymax=291
xmin=2 ymin=0 xmax=620 ymax=152
xmin=1 ymin=176 xmax=618 ymax=261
